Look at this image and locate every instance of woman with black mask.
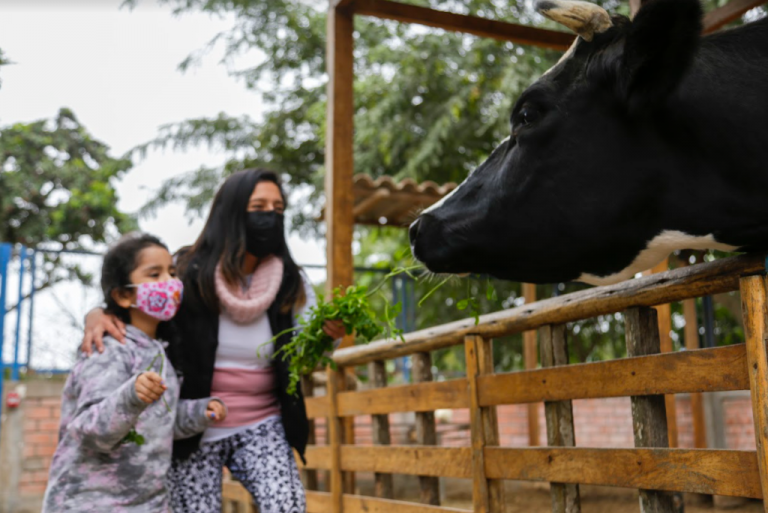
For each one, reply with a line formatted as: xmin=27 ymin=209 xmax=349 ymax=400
xmin=81 ymin=169 xmax=345 ymax=513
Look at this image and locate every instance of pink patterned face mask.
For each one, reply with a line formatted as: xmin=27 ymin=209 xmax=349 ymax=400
xmin=128 ymin=279 xmax=184 ymax=321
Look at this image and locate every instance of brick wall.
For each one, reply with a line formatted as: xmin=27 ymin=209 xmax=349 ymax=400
xmin=1 ymin=380 xmax=64 ymax=513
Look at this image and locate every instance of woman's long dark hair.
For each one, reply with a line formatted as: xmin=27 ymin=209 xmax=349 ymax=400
xmin=177 ymin=168 xmax=306 ymax=314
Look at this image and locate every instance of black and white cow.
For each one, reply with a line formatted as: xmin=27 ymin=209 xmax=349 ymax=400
xmin=409 ymin=0 xmax=768 ymax=285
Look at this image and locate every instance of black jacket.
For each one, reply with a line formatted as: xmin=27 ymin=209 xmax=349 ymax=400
xmin=170 ymin=257 xmax=309 ymax=463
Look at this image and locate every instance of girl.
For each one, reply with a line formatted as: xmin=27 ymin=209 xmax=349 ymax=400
xmin=82 ymin=169 xmax=345 ymax=512
xmin=44 ymin=233 xmax=227 ymax=512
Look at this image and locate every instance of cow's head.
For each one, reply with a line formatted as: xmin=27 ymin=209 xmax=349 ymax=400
xmin=408 ymin=0 xmax=740 ymax=285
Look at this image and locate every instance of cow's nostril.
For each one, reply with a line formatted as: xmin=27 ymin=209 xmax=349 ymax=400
xmin=409 ymin=218 xmax=422 ymax=244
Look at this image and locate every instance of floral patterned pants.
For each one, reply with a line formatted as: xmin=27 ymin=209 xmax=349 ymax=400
xmin=168 ymin=417 xmax=305 ymax=512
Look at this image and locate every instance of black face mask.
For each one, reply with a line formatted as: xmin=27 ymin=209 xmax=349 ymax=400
xmin=244 ymin=211 xmax=285 ymax=258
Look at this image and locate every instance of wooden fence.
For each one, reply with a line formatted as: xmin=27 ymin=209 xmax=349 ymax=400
xmin=227 ymin=253 xmax=768 ymax=512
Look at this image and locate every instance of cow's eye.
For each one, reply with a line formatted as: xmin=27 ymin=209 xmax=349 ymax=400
xmin=519 ymin=105 xmax=540 ymax=126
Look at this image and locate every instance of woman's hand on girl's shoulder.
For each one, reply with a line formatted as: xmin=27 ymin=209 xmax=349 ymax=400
xmin=206 ymin=400 xmax=227 ymax=423
xmin=81 ymin=308 xmax=127 ymax=356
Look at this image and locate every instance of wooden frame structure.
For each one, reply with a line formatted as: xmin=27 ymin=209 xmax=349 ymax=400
xmin=293 ymin=253 xmax=768 ymax=513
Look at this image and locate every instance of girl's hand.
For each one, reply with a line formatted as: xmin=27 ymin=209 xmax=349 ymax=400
xmin=135 ymin=372 xmax=166 ymax=404
xmin=81 ymin=308 xmax=127 ymax=356
xmin=322 ymin=319 xmax=346 ymax=340
xmin=206 ymin=401 xmax=227 ymax=422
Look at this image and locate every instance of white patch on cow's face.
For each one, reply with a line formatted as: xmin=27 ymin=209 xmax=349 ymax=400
xmin=541 ymin=38 xmax=578 ymax=78
xmin=577 ymin=231 xmax=739 ymax=286
xmin=422 ymin=137 xmax=510 ymax=216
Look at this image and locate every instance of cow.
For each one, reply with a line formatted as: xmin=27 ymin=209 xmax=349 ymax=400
xmin=408 ymin=0 xmax=768 ymax=285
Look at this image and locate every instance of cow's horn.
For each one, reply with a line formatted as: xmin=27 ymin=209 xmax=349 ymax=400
xmin=535 ymin=0 xmax=613 ymax=42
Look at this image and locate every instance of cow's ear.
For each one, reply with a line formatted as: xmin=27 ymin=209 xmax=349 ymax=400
xmin=621 ymin=0 xmax=702 ymax=112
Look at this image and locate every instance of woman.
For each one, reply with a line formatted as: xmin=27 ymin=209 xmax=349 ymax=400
xmin=82 ymin=169 xmax=344 ymax=512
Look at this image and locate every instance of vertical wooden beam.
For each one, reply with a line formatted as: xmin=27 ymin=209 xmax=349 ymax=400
xmin=645 ymin=259 xmax=680 ymax=450
xmin=539 ymin=324 xmax=581 ymax=513
xmin=477 ymin=338 xmax=506 ymax=511
xmin=368 ymin=361 xmax=394 ymax=499
xmin=341 ymin=374 xmax=356 ymax=494
xmin=327 ymin=367 xmax=345 ymax=513
xmin=324 ymin=2 xmax=355 ymax=311
xmin=465 ymin=335 xmax=499 ymax=513
xmin=624 ymin=307 xmax=676 ymax=513
xmin=412 ymin=352 xmax=440 ymax=505
xmin=302 ymin=375 xmax=319 ymax=491
xmin=523 ymin=283 xmax=540 ymax=447
xmin=683 ymin=298 xmax=707 ymax=449
xmin=739 ymin=275 xmax=768 ymax=509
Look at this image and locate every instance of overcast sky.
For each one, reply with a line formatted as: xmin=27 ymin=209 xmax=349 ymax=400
xmin=0 ymin=0 xmax=327 ymax=369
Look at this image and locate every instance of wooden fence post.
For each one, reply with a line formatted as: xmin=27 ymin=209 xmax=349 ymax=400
xmin=412 ymin=352 xmax=441 ymax=505
xmin=539 ymin=324 xmax=581 ymax=513
xmin=682 ymin=298 xmax=707 ymax=449
xmin=739 ymin=275 xmax=768 ymax=509
xmin=523 ymin=283 xmax=541 ymax=447
xmin=327 ymin=366 xmax=344 ymax=513
xmin=624 ymin=307 xmax=676 ymax=512
xmin=302 ymin=375 xmax=319 ymax=491
xmin=368 ymin=360 xmax=394 ymax=498
xmin=465 ymin=335 xmax=505 ymax=512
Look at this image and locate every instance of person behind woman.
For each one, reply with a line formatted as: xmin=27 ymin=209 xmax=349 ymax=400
xmin=45 ymin=233 xmax=226 ymax=512
xmin=82 ymin=169 xmax=345 ymax=512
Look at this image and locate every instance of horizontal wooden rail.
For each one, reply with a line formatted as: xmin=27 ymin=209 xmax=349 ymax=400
xmin=337 ymin=379 xmax=469 ymax=416
xmin=353 ymin=0 xmax=574 ymax=50
xmin=301 ymin=445 xmax=333 ymax=470
xmin=307 ymin=491 xmax=470 ymax=513
xmin=703 ymin=0 xmax=767 ymax=33
xmin=340 ymin=446 xmax=473 ymax=478
xmin=485 ymin=447 xmax=762 ymax=498
xmin=305 ymin=396 xmax=329 ymax=419
xmin=333 ymin=253 xmax=765 ymax=367
xmin=478 ymin=343 xmax=750 ymax=405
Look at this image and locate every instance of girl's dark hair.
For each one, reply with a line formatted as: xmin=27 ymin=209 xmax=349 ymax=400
xmin=101 ymin=232 xmax=181 ymax=367
xmin=102 ymin=232 xmax=169 ymax=324
xmin=177 ymin=168 xmax=306 ymax=314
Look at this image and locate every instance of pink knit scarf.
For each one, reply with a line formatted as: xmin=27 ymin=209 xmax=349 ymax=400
xmin=214 ymin=256 xmax=284 ymax=323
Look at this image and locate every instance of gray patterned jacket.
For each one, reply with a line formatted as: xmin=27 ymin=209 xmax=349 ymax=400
xmin=43 ymin=325 xmax=218 ymax=512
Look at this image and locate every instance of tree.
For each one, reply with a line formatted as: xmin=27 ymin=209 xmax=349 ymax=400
xmin=0 ymin=108 xmax=137 ymax=297
xmin=0 ymin=48 xmax=9 ymax=89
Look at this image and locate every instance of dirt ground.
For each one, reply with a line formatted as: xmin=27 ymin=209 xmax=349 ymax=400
xmin=443 ymin=485 xmax=764 ymax=513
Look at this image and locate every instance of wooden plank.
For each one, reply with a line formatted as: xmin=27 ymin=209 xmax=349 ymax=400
xmin=354 ymin=0 xmax=574 ymax=50
xmin=739 ymin=275 xmax=768 ymax=507
xmin=302 ymin=375 xmax=319 ymax=490
xmin=343 ymin=494 xmax=470 ymax=513
xmin=299 ymin=445 xmax=333 ymax=471
xmin=703 ymin=0 xmax=768 ymax=33
xmin=476 ymin=338 xmax=505 ymax=512
xmin=625 ymin=307 xmax=676 ymax=512
xmin=342 ymin=372 xmax=356 ymax=493
xmin=412 ymin=352 xmax=441 ymax=505
xmin=332 ymin=254 xmax=766 ymax=367
xmin=341 ymin=445 xmax=473 ymax=478
xmin=369 ymin=360 xmax=394 ymax=499
xmin=523 ymin=283 xmax=540 ymax=447
xmin=307 ymin=490 xmax=333 ymax=513
xmin=306 ymin=396 xmax=330 ymax=419
xmin=337 ymin=379 xmax=469 ymax=416
xmin=465 ymin=336 xmax=489 ymax=512
xmin=539 ymin=325 xmax=581 ymax=513
xmin=325 ymin=0 xmax=355 ymax=313
xmin=477 ymin=343 xmax=749 ymax=406
xmin=327 ymin=367 xmax=345 ymax=512
xmin=484 ymin=447 xmax=762 ymax=498
xmin=684 ymin=297 xmax=708 ymax=449
xmin=646 ymin=258 xmax=681 ymax=452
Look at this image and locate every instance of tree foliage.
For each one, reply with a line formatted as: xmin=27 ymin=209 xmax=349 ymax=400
xmin=0 ymin=108 xmax=137 ymax=294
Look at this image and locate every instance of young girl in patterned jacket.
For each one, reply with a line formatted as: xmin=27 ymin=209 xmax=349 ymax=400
xmin=43 ymin=233 xmax=227 ymax=512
